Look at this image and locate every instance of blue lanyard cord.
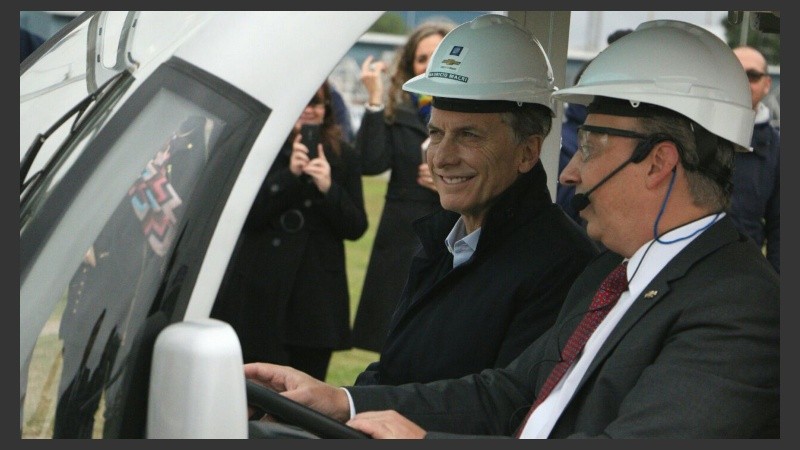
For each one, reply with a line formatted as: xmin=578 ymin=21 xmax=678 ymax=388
xmin=653 ymin=168 xmax=720 ymax=244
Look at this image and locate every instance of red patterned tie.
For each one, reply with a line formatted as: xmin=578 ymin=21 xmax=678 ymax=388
xmin=515 ymin=261 xmax=628 ymax=437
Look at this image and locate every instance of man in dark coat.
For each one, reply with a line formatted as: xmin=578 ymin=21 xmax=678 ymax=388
xmin=244 ymin=19 xmax=778 ymax=439
xmin=729 ymin=46 xmax=780 ymax=273
xmin=350 ymin=14 xmax=597 ymax=387
xmin=354 ymin=160 xmax=596 ymax=386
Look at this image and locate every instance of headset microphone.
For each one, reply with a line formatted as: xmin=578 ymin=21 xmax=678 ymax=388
xmin=570 ymin=133 xmax=671 ymax=213
xmin=570 ymin=191 xmax=591 ymax=213
xmin=570 ymin=158 xmax=633 ymax=212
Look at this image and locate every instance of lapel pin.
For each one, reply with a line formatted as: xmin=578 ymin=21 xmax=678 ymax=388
xmin=644 ymin=290 xmax=658 ymax=299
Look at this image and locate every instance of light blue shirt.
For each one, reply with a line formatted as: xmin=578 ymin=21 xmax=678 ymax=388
xmin=444 ymin=217 xmax=482 ymax=268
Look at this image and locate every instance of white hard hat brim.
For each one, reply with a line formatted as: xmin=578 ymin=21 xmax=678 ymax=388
xmin=404 ymin=74 xmax=557 ymax=115
xmin=554 ymin=84 xmax=755 ymax=150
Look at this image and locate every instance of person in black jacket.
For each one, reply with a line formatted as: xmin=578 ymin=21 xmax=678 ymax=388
xmin=212 ymin=81 xmax=368 ymax=380
xmin=351 ymin=21 xmax=455 ymax=353
xmin=729 ymin=46 xmax=779 ymax=273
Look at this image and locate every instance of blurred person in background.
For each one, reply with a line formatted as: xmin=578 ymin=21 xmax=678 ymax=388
xmin=212 ymin=81 xmax=368 ymax=380
xmin=351 ymin=20 xmax=456 ymax=353
xmin=20 ymin=27 xmax=45 ymax=62
xmin=728 ymin=46 xmax=779 ymax=273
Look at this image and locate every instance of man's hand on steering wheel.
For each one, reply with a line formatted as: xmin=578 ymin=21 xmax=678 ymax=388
xmin=244 ymin=363 xmax=352 ymax=423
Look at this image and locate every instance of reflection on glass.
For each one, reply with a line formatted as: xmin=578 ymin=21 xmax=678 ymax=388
xmin=23 ymin=108 xmax=224 ymax=438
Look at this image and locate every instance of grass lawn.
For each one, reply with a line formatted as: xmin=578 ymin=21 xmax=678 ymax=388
xmin=326 ymin=173 xmax=388 ymax=386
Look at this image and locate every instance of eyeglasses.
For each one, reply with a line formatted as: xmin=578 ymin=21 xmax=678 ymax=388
xmin=577 ymin=124 xmax=649 ymax=162
xmin=745 ymin=70 xmax=767 ymax=83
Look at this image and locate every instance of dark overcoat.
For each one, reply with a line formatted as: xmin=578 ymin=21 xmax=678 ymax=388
xmin=354 ymin=163 xmax=598 ymax=385
xmin=729 ymin=119 xmax=780 ymax=272
xmin=212 ymin=139 xmax=367 ymax=362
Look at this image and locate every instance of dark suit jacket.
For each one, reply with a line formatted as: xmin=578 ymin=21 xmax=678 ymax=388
xmin=348 ymin=217 xmax=780 ymax=438
xmin=212 ymin=139 xmax=367 ymax=359
xmin=728 ymin=119 xmax=780 ymax=273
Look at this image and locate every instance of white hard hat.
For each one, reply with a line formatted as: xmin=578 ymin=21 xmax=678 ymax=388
xmin=403 ymin=13 xmax=557 ymax=114
xmin=553 ymin=20 xmax=754 ymax=148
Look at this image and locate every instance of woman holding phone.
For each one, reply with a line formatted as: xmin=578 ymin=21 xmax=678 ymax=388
xmin=211 ymin=81 xmax=368 ymax=380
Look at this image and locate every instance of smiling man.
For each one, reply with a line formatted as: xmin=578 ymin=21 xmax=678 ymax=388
xmin=426 ymin=109 xmax=536 ymax=233
xmin=344 ymin=14 xmax=599 ymax=388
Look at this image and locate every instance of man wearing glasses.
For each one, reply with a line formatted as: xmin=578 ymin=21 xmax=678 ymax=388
xmin=730 ymin=46 xmax=780 ymax=273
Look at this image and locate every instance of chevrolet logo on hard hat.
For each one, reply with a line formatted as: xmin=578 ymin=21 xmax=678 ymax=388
xmin=441 ymin=59 xmax=461 ymax=66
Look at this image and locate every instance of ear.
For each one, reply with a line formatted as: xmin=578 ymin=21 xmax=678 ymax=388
xmin=517 ymin=134 xmax=542 ymax=173
xmin=645 ymin=141 xmax=680 ymax=189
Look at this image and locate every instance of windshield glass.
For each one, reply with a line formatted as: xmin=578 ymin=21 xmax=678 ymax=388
xmin=21 ymin=58 xmax=267 ymax=438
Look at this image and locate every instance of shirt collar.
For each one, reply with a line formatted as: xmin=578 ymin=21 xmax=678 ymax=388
xmin=625 ymin=212 xmax=726 ymax=292
xmin=755 ymin=102 xmax=771 ymax=125
xmin=445 ymin=217 xmax=482 ymax=268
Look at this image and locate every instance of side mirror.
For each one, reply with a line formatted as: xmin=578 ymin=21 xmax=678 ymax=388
xmin=147 ymin=319 xmax=247 ymax=438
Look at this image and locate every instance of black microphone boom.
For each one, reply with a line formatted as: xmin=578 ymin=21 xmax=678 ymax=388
xmin=570 ymin=157 xmax=635 ymax=213
xmin=570 ymin=191 xmax=591 ymax=213
xmin=568 ymin=132 xmax=670 ymax=213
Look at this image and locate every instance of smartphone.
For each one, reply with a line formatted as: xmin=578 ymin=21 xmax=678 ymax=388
xmin=300 ymin=124 xmax=321 ymax=159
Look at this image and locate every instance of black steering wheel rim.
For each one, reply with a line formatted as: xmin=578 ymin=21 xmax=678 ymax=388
xmin=245 ymin=380 xmax=370 ymax=439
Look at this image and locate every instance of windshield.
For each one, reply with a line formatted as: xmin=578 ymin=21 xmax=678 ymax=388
xmin=20 ymin=55 xmax=268 ymax=438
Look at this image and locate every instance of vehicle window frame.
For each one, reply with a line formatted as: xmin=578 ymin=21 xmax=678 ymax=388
xmin=21 ymin=57 xmax=269 ymax=438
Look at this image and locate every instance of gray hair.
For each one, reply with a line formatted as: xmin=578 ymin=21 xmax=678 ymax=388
xmin=499 ymin=104 xmax=553 ymax=144
xmin=638 ymin=112 xmax=733 ymax=211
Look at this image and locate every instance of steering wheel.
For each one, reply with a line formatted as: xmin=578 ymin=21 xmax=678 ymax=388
xmin=245 ymin=380 xmax=370 ymax=439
